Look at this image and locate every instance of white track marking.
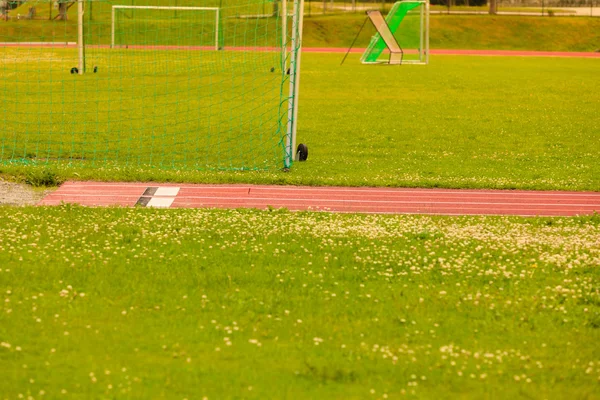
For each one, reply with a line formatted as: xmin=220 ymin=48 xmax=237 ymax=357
xmin=147 ymin=197 xmax=175 ymax=208
xmin=155 ymin=187 xmax=180 ymax=197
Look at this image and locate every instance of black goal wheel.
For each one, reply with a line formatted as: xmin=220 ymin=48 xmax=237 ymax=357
xmin=296 ymin=143 xmax=308 ymax=162
xmin=70 ymin=67 xmax=78 ymax=74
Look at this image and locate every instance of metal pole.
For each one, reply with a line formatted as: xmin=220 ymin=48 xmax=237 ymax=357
xmin=291 ymin=0 xmax=305 ymax=160
xmin=78 ymin=0 xmax=84 ymax=74
xmin=285 ymin=0 xmax=299 ymax=168
xmin=215 ymin=9 xmax=219 ymax=51
xmin=282 ymin=0 xmax=287 ymax=70
xmin=340 ymin=16 xmax=368 ymax=65
xmin=542 ymin=0 xmax=544 ymax=16
xmin=425 ymin=0 xmax=429 ymax=64
xmin=284 ymin=0 xmax=304 ymax=168
xmin=111 ymin=6 xmax=115 ymax=48
xmin=419 ymin=2 xmax=424 ymax=63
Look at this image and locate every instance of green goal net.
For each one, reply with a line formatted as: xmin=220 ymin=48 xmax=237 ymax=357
xmin=0 ymin=0 xmax=304 ymax=171
xmin=362 ymin=0 xmax=429 ymax=65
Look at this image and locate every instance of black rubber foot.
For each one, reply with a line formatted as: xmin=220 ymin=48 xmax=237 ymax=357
xmin=296 ymin=143 xmax=308 ymax=162
xmin=93 ymin=66 xmax=98 ymax=73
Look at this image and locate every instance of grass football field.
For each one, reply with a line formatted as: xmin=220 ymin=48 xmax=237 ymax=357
xmin=2 ymin=52 xmax=599 ymax=191
xmin=1 ymin=17 xmax=599 ymax=399
xmin=0 ymin=207 xmax=599 ymax=399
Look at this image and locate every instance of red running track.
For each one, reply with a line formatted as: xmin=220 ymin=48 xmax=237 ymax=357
xmin=1 ymin=43 xmax=598 ymax=58
xmin=308 ymin=48 xmax=600 ymax=58
xmin=39 ymin=181 xmax=600 ymax=217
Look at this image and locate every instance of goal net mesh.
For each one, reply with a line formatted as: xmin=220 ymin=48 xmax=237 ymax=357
xmin=0 ymin=0 xmax=300 ymax=171
xmin=362 ymin=0 xmax=426 ymax=64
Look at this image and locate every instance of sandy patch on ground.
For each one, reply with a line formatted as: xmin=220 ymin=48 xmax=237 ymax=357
xmin=0 ymin=179 xmax=53 ymax=206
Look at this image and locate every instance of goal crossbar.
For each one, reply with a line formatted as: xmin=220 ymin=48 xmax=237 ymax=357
xmin=111 ymin=5 xmax=221 ymax=50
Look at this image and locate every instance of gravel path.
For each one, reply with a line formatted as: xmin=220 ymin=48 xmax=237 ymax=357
xmin=0 ymin=180 xmax=51 ymax=206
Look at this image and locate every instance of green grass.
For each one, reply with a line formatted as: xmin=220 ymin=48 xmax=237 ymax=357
xmin=2 ymin=5 xmax=599 ymax=400
xmin=0 ymin=206 xmax=599 ymax=399
xmin=2 ymin=53 xmax=599 ymax=191
xmin=1 ymin=46 xmax=288 ymax=170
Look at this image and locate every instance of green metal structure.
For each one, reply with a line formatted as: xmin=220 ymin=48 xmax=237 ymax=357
xmin=361 ymin=0 xmax=429 ymax=65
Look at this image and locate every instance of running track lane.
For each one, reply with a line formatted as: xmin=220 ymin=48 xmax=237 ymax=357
xmin=1 ymin=43 xmax=599 ymax=58
xmin=308 ymin=48 xmax=600 ymax=58
xmin=39 ymin=182 xmax=600 ymax=217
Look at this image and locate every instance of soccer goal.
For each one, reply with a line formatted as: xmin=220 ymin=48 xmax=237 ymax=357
xmin=0 ymin=0 xmax=305 ymax=171
xmin=111 ymin=6 xmax=221 ymax=51
xmin=361 ymin=0 xmax=429 ymax=65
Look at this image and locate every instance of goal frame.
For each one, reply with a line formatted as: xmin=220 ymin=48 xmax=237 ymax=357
xmin=70 ymin=0 xmax=305 ymax=170
xmin=361 ymin=0 xmax=429 ymax=66
xmin=284 ymin=0 xmax=305 ymax=168
xmin=110 ymin=5 xmax=221 ymax=51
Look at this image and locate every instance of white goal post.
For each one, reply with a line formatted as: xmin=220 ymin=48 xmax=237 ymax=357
xmin=110 ymin=5 xmax=221 ymax=50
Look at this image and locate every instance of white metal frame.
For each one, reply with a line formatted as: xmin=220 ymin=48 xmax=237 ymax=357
xmin=404 ymin=0 xmax=429 ymax=65
xmin=110 ymin=5 xmax=221 ymax=50
xmin=362 ymin=0 xmax=429 ymax=65
xmin=396 ymin=0 xmax=428 ymax=65
xmin=284 ymin=0 xmax=305 ymax=168
xmin=78 ymin=0 xmax=84 ymax=74
xmin=74 ymin=1 xmax=303 ymax=169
